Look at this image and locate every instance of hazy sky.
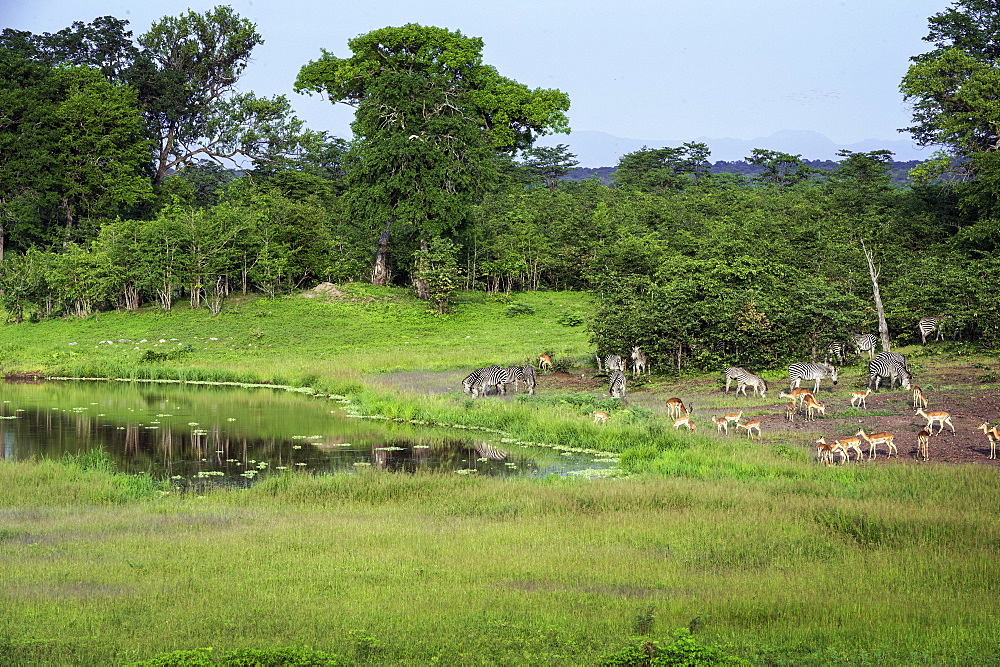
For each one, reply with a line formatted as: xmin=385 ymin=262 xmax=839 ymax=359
xmin=4 ymin=0 xmax=948 ymax=154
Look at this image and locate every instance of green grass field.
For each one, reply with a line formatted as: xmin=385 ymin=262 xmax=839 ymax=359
xmin=1 ymin=287 xmax=999 ymax=665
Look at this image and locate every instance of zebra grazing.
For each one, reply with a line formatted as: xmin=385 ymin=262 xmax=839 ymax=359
xmin=723 ymin=367 xmax=768 ymax=398
xmin=868 ymin=352 xmax=912 ymax=391
xmin=522 ymin=365 xmax=537 ymax=395
xmin=462 ymin=365 xmax=507 ymax=397
xmin=609 ymin=369 xmax=626 ymax=398
xmin=788 ymin=362 xmax=838 ymax=393
xmin=596 ymin=353 xmax=624 ymax=373
xmin=631 ymin=346 xmax=649 ymax=376
xmin=852 ymin=333 xmax=878 ymax=361
xmin=503 ymin=366 xmax=524 ymax=393
xmin=918 ymin=316 xmax=948 ymax=344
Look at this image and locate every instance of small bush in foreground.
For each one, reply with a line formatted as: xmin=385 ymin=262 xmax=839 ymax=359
xmin=601 ymin=630 xmax=746 ymax=666
xmin=128 ymin=646 xmax=348 ymax=666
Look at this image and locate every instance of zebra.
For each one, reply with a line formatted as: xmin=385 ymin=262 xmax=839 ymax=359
xmin=875 ymin=351 xmax=908 ymax=372
xmin=723 ymin=367 xmax=768 ymax=398
xmin=868 ymin=352 xmax=912 ymax=391
xmin=462 ymin=366 xmax=507 ymax=397
xmin=503 ymin=366 xmax=524 ymax=393
xmin=609 ymin=369 xmax=626 ymax=398
xmin=522 ymin=365 xmax=537 ymax=395
xmin=852 ymin=333 xmax=878 ymax=361
xmin=631 ymin=346 xmax=649 ymax=376
xmin=596 ymin=353 xmax=624 ymax=373
xmin=788 ymin=362 xmax=838 ymax=393
xmin=917 ymin=316 xmax=948 ymax=344
xmin=825 ymin=342 xmax=848 ymax=364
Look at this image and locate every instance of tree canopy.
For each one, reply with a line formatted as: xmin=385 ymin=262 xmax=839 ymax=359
xmin=295 ymin=24 xmax=571 ymax=289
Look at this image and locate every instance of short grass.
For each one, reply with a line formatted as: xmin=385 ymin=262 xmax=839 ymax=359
xmin=0 ymin=286 xmax=594 ymax=385
xmin=2 ymin=288 xmax=1000 ymax=663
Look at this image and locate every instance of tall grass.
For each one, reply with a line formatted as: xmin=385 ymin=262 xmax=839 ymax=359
xmin=1 ymin=461 xmax=998 ymax=664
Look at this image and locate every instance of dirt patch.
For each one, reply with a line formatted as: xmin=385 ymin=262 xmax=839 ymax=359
xmin=301 ymin=282 xmax=345 ymax=299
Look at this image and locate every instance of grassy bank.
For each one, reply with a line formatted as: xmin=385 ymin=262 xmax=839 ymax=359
xmin=0 ymin=285 xmax=593 ymax=388
xmin=2 ymin=287 xmax=1000 ymax=663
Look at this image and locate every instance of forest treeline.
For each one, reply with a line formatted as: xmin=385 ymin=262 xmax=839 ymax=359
xmin=564 ymin=159 xmax=925 ymax=186
xmin=2 ymin=4 xmax=1000 ymax=375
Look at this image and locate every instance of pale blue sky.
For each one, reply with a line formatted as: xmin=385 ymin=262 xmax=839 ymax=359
xmin=4 ymin=0 xmax=948 ymax=163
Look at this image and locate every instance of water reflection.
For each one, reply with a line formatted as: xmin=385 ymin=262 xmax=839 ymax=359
xmin=0 ymin=380 xmax=612 ymax=487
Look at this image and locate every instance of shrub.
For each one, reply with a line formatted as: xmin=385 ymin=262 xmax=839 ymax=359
xmin=600 ymin=629 xmax=746 ymax=665
xmin=505 ymin=302 xmax=535 ymax=317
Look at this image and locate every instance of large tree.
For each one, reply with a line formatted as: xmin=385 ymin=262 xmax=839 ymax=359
xmin=138 ymin=6 xmax=311 ymax=184
xmin=0 ymin=51 xmax=151 ymax=253
xmin=295 ymin=24 xmax=570 ymax=289
xmin=900 ymin=1 xmax=1000 ymax=169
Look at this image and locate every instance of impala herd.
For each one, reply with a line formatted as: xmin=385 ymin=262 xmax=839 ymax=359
xmin=580 ymin=350 xmax=999 ymax=465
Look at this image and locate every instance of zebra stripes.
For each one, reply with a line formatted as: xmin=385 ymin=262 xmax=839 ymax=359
xmin=788 ymin=362 xmax=838 ymax=393
xmin=522 ymin=365 xmax=537 ymax=395
xmin=503 ymin=366 xmax=524 ymax=393
xmin=826 ymin=342 xmax=847 ymax=364
xmin=918 ymin=316 xmax=947 ymax=344
xmin=609 ymin=369 xmax=626 ymax=398
xmin=631 ymin=346 xmax=649 ymax=375
xmin=464 ymin=365 xmax=539 ymax=397
xmin=462 ymin=366 xmax=508 ymax=397
xmin=723 ymin=367 xmax=768 ymax=398
xmin=868 ymin=352 xmax=912 ymax=391
xmin=596 ymin=354 xmax=624 ymax=373
xmin=852 ymin=334 xmax=878 ymax=361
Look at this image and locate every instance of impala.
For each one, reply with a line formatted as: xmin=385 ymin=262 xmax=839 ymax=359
xmin=803 ymin=394 xmax=827 ymax=421
xmin=850 ymin=389 xmax=871 ymax=409
xmin=665 ymin=397 xmax=687 ymax=419
xmin=835 ymin=435 xmax=866 ymax=462
xmin=722 ymin=410 xmax=743 ymax=426
xmin=784 ymin=400 xmax=797 ymax=422
xmin=814 ymin=437 xmax=847 ymax=465
xmin=856 ymin=428 xmax=897 ymax=459
xmin=912 ymin=386 xmax=928 ymax=410
xmin=593 ymin=411 xmax=609 ymax=424
xmin=735 ymin=419 xmax=762 ymax=439
xmin=915 ymin=408 xmax=955 ymax=436
xmin=673 ymin=405 xmax=695 ymax=432
xmin=538 ymin=353 xmax=553 ymax=371
xmin=916 ymin=429 xmax=930 ymax=462
xmin=976 ymin=422 xmax=1000 ymax=459
xmin=779 ymin=388 xmax=813 ymax=405
xmin=712 ymin=415 xmax=730 ymax=435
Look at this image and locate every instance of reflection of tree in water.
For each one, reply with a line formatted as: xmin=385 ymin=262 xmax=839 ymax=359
xmin=367 ymin=438 xmax=537 ymax=476
xmin=1 ymin=399 xmax=559 ymax=481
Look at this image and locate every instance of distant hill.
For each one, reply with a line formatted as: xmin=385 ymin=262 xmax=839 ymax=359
xmin=536 ymin=129 xmax=933 ymax=167
xmin=563 ymin=159 xmax=924 ymax=186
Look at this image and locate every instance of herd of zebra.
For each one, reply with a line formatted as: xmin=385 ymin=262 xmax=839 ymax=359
xmin=462 ymin=364 xmax=538 ymax=397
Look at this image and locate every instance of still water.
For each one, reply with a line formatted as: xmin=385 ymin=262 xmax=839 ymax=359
xmin=0 ymin=380 xmax=616 ymax=488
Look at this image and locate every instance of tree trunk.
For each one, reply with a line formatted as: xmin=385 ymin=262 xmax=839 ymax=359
xmin=413 ymin=235 xmax=430 ymax=299
xmin=861 ymin=239 xmax=891 ymax=352
xmin=371 ymin=218 xmax=393 ymax=286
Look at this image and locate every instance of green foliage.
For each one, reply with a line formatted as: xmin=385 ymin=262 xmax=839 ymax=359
xmin=601 ymin=630 xmax=745 ymax=666
xmin=138 ymin=7 xmax=311 ymax=184
xmin=557 ymin=311 xmax=585 ymax=327
xmin=412 ymin=236 xmax=460 ymax=313
xmin=295 ymin=23 xmax=570 ymax=286
xmin=614 ymin=142 xmax=711 ymax=192
xmin=504 ymin=302 xmax=535 ymax=317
